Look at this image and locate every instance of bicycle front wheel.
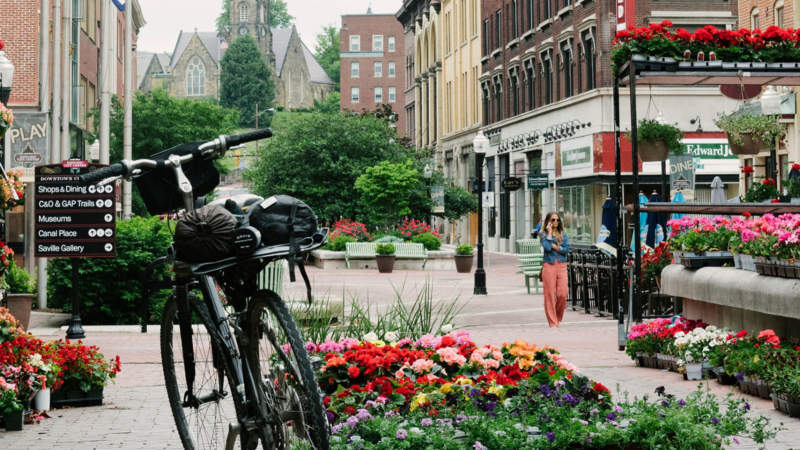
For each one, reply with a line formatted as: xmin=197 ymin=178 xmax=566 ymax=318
xmin=246 ymin=291 xmax=330 ymax=450
xmin=161 ymin=295 xmax=255 ymax=449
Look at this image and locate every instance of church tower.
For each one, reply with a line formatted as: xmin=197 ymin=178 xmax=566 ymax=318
xmin=228 ymin=0 xmax=272 ymax=60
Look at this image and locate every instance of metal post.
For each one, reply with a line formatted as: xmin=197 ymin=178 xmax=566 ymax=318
xmin=474 ymin=152 xmax=487 ymax=295
xmin=661 ymin=160 xmax=668 ymax=200
xmin=614 ymin=77 xmax=625 ymax=350
xmin=629 ymin=61 xmax=642 ymax=323
xmin=123 ymin=0 xmax=133 ymax=219
xmin=65 ymin=258 xmax=86 ymax=339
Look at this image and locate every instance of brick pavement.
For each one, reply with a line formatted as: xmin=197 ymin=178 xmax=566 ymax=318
xmin=2 ymin=251 xmax=798 ymax=448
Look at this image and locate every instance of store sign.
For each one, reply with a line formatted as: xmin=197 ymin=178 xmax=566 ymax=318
xmin=527 ymin=173 xmax=549 ymax=191
xmin=431 ymin=185 xmax=445 ymax=213
xmin=616 ymin=0 xmax=635 ymax=31
xmin=561 ymin=146 xmax=591 ymax=168
xmin=482 ymin=192 xmax=495 ymax=207
xmin=683 ymin=142 xmax=737 ymax=160
xmin=501 ymin=177 xmax=522 ymax=191
xmin=35 ymin=162 xmax=117 ymax=258
xmin=6 ymin=112 xmax=51 ymax=183
xmin=669 ymin=154 xmax=696 ymax=201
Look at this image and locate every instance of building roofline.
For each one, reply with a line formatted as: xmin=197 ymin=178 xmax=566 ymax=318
xmin=342 ymin=14 xmax=399 ymax=17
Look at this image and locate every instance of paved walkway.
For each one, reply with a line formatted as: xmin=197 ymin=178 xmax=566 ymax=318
xmin=2 ymin=251 xmax=798 ymax=448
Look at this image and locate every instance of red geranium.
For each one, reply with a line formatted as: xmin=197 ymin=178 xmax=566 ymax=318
xmin=742 ymin=166 xmax=754 ymax=174
xmin=347 ymin=366 xmax=361 ymax=379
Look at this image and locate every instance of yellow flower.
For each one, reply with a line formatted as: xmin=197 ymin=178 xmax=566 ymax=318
xmin=373 ymin=340 xmax=386 ymax=347
xmin=753 ymin=356 xmax=759 ymax=363
xmin=410 ymin=393 xmax=428 ymax=412
xmin=488 ymin=384 xmax=505 ymax=398
xmin=454 ymin=378 xmax=473 ymax=385
xmin=440 ymin=383 xmax=453 ymax=395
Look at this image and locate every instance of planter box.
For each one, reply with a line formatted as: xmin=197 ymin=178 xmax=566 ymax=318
xmin=739 ymin=254 xmax=756 ymax=272
xmin=51 ymin=385 xmax=104 ymax=408
xmin=773 ymin=393 xmax=800 ymax=417
xmin=713 ymin=367 xmax=737 ymax=385
xmin=739 ymin=376 xmax=771 ymax=400
xmin=680 ymin=252 xmax=734 ymax=270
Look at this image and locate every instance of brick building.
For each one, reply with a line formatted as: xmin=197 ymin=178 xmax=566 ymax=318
xmin=479 ymin=0 xmax=743 ymax=253
xmin=340 ymin=12 xmax=406 ymax=134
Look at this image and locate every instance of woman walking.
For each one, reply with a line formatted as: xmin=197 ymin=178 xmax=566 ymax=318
xmin=540 ymin=212 xmax=570 ymax=328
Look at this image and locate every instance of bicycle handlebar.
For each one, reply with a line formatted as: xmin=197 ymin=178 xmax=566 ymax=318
xmin=78 ymin=162 xmax=127 ymax=184
xmin=227 ymin=128 xmax=272 ymax=147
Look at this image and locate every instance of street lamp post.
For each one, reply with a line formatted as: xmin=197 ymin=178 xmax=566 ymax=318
xmin=473 ymin=130 xmax=489 ymax=295
xmin=424 ymin=162 xmax=433 ymax=228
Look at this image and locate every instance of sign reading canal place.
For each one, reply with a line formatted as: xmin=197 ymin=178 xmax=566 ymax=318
xmin=35 ymin=161 xmax=117 ymax=258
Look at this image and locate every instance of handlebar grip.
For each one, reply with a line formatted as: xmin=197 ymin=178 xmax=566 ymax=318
xmin=78 ymin=163 xmax=127 ymax=184
xmin=226 ymin=128 xmax=272 ymax=147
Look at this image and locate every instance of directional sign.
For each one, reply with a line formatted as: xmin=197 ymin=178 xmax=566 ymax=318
xmin=35 ymin=162 xmax=117 ymax=258
xmin=527 ymin=174 xmax=549 ymax=191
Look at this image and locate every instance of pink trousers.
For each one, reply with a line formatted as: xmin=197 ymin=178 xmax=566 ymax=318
xmin=542 ymin=261 xmax=568 ymax=327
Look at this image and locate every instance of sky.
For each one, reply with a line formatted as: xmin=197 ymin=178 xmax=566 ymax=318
xmin=135 ymin=0 xmax=402 ymax=54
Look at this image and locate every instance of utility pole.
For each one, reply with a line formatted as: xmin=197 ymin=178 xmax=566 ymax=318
xmin=99 ymin=0 xmax=111 ymax=164
xmin=123 ymin=0 xmax=133 ymax=218
xmin=61 ymin=0 xmax=72 ymax=161
xmin=36 ymin=0 xmax=52 ymax=308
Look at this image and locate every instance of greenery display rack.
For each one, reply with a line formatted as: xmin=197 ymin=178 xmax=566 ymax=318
xmin=612 ymin=54 xmax=800 ymax=343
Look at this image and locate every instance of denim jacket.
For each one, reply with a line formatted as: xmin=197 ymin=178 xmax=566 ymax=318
xmin=540 ymin=232 xmax=570 ymax=264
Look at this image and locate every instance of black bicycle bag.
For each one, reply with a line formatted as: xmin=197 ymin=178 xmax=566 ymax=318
xmin=174 ymin=204 xmax=237 ymax=262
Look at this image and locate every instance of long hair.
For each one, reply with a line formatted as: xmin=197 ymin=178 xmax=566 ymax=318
xmin=543 ymin=211 xmax=564 ymax=244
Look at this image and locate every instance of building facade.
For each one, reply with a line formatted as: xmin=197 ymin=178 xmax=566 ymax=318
xmin=479 ymin=0 xmax=742 ymax=253
xmin=340 ymin=13 xmax=406 ymax=134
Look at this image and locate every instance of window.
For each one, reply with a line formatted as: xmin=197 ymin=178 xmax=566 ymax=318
xmin=388 ymin=61 xmax=396 ymax=77
xmin=582 ymin=29 xmax=596 ymax=91
xmin=461 ymin=0 xmax=467 ymax=41
xmin=351 ymin=62 xmax=360 ymax=78
xmin=483 ymin=19 xmax=490 ymax=55
xmin=482 ymin=84 xmax=490 ymax=126
xmin=389 ymin=87 xmax=396 ymax=103
xmin=239 ymin=2 xmax=248 ymax=22
xmin=499 ymin=155 xmax=511 ymax=238
xmin=187 ymin=57 xmax=206 ymax=96
xmin=775 ymin=0 xmax=784 ymax=26
xmin=527 ymin=0 xmax=534 ymax=29
xmin=388 ymin=36 xmax=396 ymax=52
xmin=542 ymin=52 xmax=553 ymax=104
xmin=495 ymin=10 xmax=502 ymax=49
xmin=374 ymin=87 xmax=383 ymax=103
xmin=487 ymin=157 xmax=496 ymax=237
xmin=512 ymin=0 xmax=518 ymax=39
xmin=85 ymin=0 xmax=96 ymax=40
xmin=526 ymin=63 xmax=535 ymax=110
xmin=544 ymin=0 xmax=551 ymax=20
xmin=445 ymin=13 xmax=452 ymax=53
xmin=374 ymin=61 xmax=383 ymax=77
xmin=511 ymin=73 xmax=519 ymax=116
xmin=494 ymin=78 xmax=503 ymax=121
xmin=751 ymin=7 xmax=760 ymax=29
xmin=351 ymin=87 xmax=360 ymax=103
xmin=372 ymin=35 xmax=383 ymax=51
xmin=562 ymin=42 xmax=573 ymax=98
xmin=349 ymin=35 xmax=360 ymax=51
xmin=86 ymin=81 xmax=96 ymax=132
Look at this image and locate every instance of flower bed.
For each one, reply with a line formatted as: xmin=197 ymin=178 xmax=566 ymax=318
xmin=292 ymin=331 xmax=780 ymax=448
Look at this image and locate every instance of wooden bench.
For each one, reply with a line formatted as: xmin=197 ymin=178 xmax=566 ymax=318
xmin=394 ymin=243 xmax=428 ymax=268
xmin=517 ymin=252 xmax=544 ymax=294
xmin=345 ymin=242 xmax=377 ymax=268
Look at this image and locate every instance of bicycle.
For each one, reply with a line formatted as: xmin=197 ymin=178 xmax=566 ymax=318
xmin=79 ymin=130 xmax=331 ymax=450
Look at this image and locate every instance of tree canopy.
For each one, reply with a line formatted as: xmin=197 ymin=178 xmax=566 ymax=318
xmin=245 ymin=111 xmax=417 ymax=222
xmin=220 ymin=35 xmax=275 ymax=128
xmin=355 ymin=160 xmax=423 ymax=226
xmin=314 ymin=25 xmax=340 ymax=90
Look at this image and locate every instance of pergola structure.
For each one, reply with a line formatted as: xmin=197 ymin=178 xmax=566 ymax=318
xmin=612 ymin=55 xmax=800 ymax=349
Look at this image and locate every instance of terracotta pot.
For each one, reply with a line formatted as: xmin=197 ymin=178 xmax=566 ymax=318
xmin=6 ymin=293 xmax=34 ymax=330
xmin=375 ymin=255 xmax=395 ymax=273
xmin=454 ymin=254 xmax=474 ymax=273
xmin=638 ymin=140 xmax=670 ymax=162
xmin=728 ymin=133 xmax=769 ymax=155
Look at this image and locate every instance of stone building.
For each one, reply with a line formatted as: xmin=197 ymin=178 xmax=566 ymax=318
xmin=272 ymin=27 xmax=335 ymax=110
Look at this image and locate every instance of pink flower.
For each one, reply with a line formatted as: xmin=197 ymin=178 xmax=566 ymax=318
xmin=436 ymin=347 xmax=467 ymax=367
xmin=411 ymin=358 xmax=435 ymax=373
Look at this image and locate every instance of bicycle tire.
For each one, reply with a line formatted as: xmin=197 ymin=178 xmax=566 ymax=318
xmin=161 ymin=294 xmax=258 ymax=450
xmin=246 ymin=291 xmax=330 ymax=450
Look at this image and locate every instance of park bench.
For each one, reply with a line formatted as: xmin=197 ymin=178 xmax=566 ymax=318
xmin=345 ymin=242 xmax=377 ymax=268
xmin=257 ymin=260 xmax=285 ymax=297
xmin=516 ymin=238 xmax=542 ymax=254
xmin=516 ymin=239 xmax=544 ymax=294
xmin=393 ymin=243 xmax=428 ymax=268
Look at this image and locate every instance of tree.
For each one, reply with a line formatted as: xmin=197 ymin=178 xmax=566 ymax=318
xmin=270 ymin=0 xmax=294 ymax=27
xmin=355 ymin=160 xmax=423 ymax=226
xmin=245 ymin=112 xmax=416 ymax=222
xmin=216 ymin=0 xmax=229 ymax=35
xmin=313 ymin=91 xmax=340 ymax=113
xmin=443 ymin=184 xmax=478 ymax=221
xmin=314 ymin=25 xmax=340 ymax=90
xmin=220 ymin=35 xmax=275 ymax=127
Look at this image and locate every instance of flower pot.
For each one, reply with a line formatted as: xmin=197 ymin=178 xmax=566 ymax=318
xmin=740 ymin=254 xmax=756 ymax=272
xmin=685 ymin=362 xmax=703 ymax=380
xmin=51 ymin=385 xmax=104 ymax=408
xmin=454 ymin=254 xmax=474 ymax=273
xmin=773 ymin=393 xmax=800 ymax=417
xmin=34 ymin=387 xmax=51 ymax=411
xmin=672 ymin=251 xmax=682 ymax=265
xmin=791 ymin=197 xmax=800 ymax=204
xmin=733 ymin=253 xmax=742 ymax=269
xmin=753 ymin=377 xmax=772 ymax=399
xmin=3 ymin=408 xmax=23 ymax=431
xmin=728 ymin=133 xmax=769 ymax=155
xmin=639 ymin=140 xmax=670 ymax=162
xmin=375 ymin=255 xmax=396 ymax=273
xmin=713 ymin=367 xmax=737 ymax=385
xmin=5 ymin=293 xmax=34 ymax=330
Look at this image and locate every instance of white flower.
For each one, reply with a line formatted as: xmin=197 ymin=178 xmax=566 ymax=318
xmin=440 ymin=324 xmax=453 ymax=334
xmin=384 ymin=331 xmax=398 ymax=343
xmin=363 ymin=332 xmax=379 ymax=343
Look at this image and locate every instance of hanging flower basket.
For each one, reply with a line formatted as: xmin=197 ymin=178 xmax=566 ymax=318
xmin=639 ymin=141 xmax=670 ymax=161
xmin=714 ymin=112 xmax=785 ymax=156
xmin=728 ymin=133 xmax=769 ymax=155
xmin=629 ymin=119 xmax=684 ymax=162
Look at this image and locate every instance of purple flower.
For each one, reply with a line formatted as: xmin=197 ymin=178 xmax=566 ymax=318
xmin=546 ymin=432 xmax=556 ymax=443
xmin=456 ymin=414 xmax=468 ymax=424
xmin=331 ymin=424 xmax=345 ymax=434
xmin=661 ymin=399 xmax=670 ymax=407
xmin=326 ymin=411 xmax=335 ymax=423
xmin=437 ymin=418 xmax=454 ymax=426
xmin=421 ymin=418 xmax=433 ymax=427
xmin=589 ymin=408 xmax=599 ymax=415
xmin=678 ymin=399 xmax=686 ymax=406
xmin=384 ymin=410 xmax=397 ymax=417
xmin=346 ymin=416 xmax=360 ymax=428
xmin=606 ymin=413 xmax=617 ymax=422
xmin=735 ymin=371 xmax=745 ymax=382
xmin=733 ymin=437 xmax=740 ymax=445
xmin=469 ymin=388 xmax=481 ymax=398
xmin=613 ymin=405 xmax=623 ymax=414
xmin=356 ymin=409 xmax=372 ymax=420
xmin=744 ymin=401 xmax=750 ymax=411
xmin=474 ymin=442 xmax=488 ymax=450
xmin=396 ymin=429 xmax=407 ymax=440
xmin=486 ymin=401 xmax=497 ymax=412
xmin=539 ymin=413 xmax=550 ymax=422
xmin=562 ymin=393 xmax=577 ymax=404
xmin=711 ymin=417 xmax=719 ymax=425
xmin=365 ymin=400 xmax=377 ymax=409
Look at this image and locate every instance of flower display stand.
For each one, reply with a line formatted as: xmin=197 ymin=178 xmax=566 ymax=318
xmin=773 ymin=393 xmax=800 ymax=417
xmin=51 ymin=385 xmax=104 ymax=408
xmin=2 ymin=409 xmax=24 ymax=431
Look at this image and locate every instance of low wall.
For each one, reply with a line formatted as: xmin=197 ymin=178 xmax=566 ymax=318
xmin=661 ymin=264 xmax=800 ymax=338
xmin=310 ymin=249 xmax=456 ymax=270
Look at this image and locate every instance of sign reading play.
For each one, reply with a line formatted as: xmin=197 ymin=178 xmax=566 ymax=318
xmin=35 ymin=161 xmax=117 ymax=258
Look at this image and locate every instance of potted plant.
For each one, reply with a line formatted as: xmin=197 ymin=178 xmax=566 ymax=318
xmin=0 ymin=379 xmax=24 ymax=431
xmin=454 ymin=244 xmax=474 ymax=273
xmin=744 ymin=178 xmax=780 ymax=203
xmin=51 ymin=340 xmax=121 ymax=407
xmin=375 ymin=243 xmax=396 ymax=273
xmin=714 ymin=112 xmax=786 ymax=155
xmin=630 ymin=118 xmax=684 ymax=161
xmin=3 ymin=260 xmax=35 ymax=330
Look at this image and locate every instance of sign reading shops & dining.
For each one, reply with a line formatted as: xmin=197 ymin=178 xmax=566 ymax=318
xmin=34 ymin=161 xmax=117 ymax=258
xmin=502 ymin=177 xmax=522 ymax=191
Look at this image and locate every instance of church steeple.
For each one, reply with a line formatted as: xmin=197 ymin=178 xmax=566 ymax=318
xmin=228 ymin=0 xmax=272 ymax=59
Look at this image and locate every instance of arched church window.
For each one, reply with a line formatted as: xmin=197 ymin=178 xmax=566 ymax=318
xmin=187 ymin=57 xmax=205 ymax=96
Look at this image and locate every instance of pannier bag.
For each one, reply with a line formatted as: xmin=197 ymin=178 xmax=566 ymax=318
xmin=246 ymin=195 xmax=317 ymax=247
xmin=174 ymin=204 xmax=237 ymax=262
xmin=134 ymin=141 xmax=220 ymax=215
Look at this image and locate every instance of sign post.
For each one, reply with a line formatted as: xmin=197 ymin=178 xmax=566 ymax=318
xmin=35 ymin=161 xmax=117 ymax=339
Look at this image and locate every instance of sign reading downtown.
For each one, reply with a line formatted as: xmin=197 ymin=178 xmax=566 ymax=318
xmin=35 ymin=161 xmax=117 ymax=258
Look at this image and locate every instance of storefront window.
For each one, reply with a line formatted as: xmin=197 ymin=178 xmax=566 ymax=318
xmin=558 ymin=185 xmax=593 ymax=244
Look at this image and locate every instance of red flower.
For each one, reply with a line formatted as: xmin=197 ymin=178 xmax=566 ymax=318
xmin=323 ymin=396 xmax=331 ymax=407
xmin=742 ymin=166 xmax=754 ymax=174
xmin=736 ymin=329 xmax=748 ymax=338
xmin=0 ymin=40 xmax=4 ymax=51
xmin=344 ymin=405 xmax=356 ymax=415
xmin=742 ymin=211 xmax=752 ymax=217
xmin=428 ymin=408 xmax=439 ymax=417
xmin=347 ymin=366 xmax=360 ymax=378
xmin=791 ymin=163 xmax=800 ymax=172
xmin=763 ymin=178 xmax=776 ymax=186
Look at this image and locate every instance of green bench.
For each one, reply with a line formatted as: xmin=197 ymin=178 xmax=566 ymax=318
xmin=517 ymin=251 xmax=544 ymax=294
xmin=516 ymin=238 xmax=542 ymax=254
xmin=394 ymin=243 xmax=428 ymax=268
xmin=345 ymin=242 xmax=377 ymax=268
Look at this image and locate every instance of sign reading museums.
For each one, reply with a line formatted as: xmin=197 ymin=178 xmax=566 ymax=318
xmin=35 ymin=161 xmax=117 ymax=258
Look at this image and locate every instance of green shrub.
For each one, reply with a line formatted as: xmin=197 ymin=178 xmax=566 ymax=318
xmin=375 ymin=243 xmax=395 ymax=255
xmin=455 ymin=244 xmax=474 ymax=255
xmin=412 ymin=232 xmax=441 ymax=250
xmin=327 ymin=234 xmax=356 ymax=252
xmin=47 ymin=216 xmax=173 ymax=325
xmin=5 ymin=260 xmax=35 ymax=294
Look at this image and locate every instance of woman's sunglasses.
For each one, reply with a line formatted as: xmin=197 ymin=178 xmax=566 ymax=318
xmin=551 ymin=218 xmax=561 ymax=223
